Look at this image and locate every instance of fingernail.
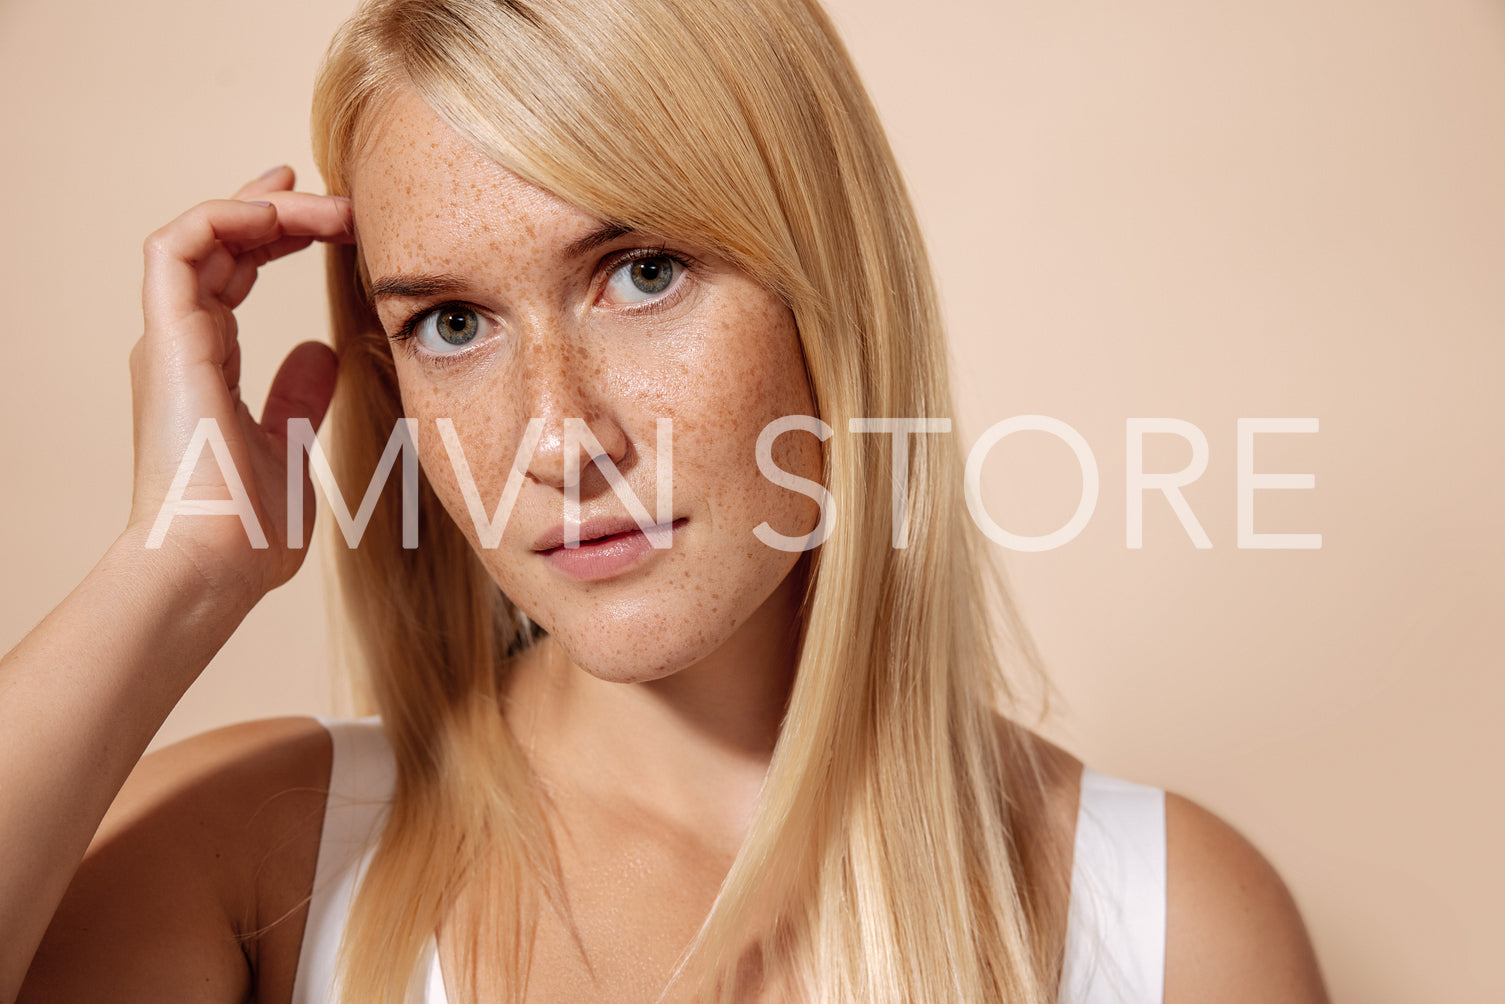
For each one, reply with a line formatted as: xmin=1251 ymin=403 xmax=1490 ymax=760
xmin=258 ymin=164 xmax=287 ymax=179
xmin=249 ymin=200 xmax=274 ymax=208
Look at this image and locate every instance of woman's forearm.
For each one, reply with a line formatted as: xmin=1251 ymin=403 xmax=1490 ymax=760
xmin=0 ymin=526 xmax=256 ymax=1001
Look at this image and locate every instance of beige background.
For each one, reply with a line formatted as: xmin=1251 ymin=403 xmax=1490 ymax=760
xmin=2 ymin=0 xmax=1501 ymax=1000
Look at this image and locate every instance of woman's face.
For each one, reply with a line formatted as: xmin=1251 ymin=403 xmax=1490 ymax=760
xmin=347 ymin=92 xmax=822 ymax=683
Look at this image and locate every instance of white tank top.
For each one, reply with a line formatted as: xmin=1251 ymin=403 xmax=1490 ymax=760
xmin=292 ymin=718 xmax=1166 ymax=1003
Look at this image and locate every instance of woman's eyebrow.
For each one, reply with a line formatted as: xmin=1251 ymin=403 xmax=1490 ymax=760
xmin=562 ymin=221 xmax=632 ymax=258
xmin=367 ymin=222 xmax=632 ymax=303
xmin=369 ymin=272 xmax=468 ymax=302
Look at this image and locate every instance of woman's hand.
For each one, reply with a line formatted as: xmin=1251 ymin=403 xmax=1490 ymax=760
xmin=127 ymin=165 xmax=353 ymax=605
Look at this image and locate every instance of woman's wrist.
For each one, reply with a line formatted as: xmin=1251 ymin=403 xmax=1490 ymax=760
xmin=70 ymin=524 xmax=268 ymax=713
xmin=109 ymin=523 xmax=267 ymax=626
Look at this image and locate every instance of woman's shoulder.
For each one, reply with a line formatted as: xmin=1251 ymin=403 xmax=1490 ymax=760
xmin=998 ymin=720 xmax=1327 ymax=1002
xmin=21 ymin=716 xmax=336 ymax=1004
xmin=110 ymin=715 xmax=337 ymax=856
xmin=1161 ymin=791 xmax=1328 ymax=1003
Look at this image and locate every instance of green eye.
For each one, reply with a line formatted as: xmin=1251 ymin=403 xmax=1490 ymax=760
xmin=629 ymin=258 xmax=673 ymax=294
xmin=606 ymin=255 xmax=680 ymax=303
xmin=416 ymin=305 xmax=483 ymax=351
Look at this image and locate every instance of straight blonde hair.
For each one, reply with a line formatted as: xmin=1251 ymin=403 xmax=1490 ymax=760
xmin=311 ymin=0 xmax=1065 ymax=999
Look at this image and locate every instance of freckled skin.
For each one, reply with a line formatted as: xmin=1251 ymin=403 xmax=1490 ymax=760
xmin=349 ymin=91 xmax=822 ymax=688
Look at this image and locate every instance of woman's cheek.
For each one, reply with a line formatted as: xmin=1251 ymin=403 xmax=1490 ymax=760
xmin=399 ymin=381 xmax=512 ymax=547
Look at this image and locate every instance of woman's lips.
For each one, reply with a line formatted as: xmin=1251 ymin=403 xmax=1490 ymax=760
xmin=537 ymin=517 xmax=687 ymax=582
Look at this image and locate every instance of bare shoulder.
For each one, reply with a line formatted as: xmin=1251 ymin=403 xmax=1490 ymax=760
xmin=21 ymin=716 xmax=333 ymax=1004
xmin=1164 ymin=793 xmax=1329 ymax=1004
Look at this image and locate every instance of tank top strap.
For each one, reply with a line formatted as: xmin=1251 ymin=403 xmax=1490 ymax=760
xmin=290 ymin=716 xmax=397 ymax=1003
xmin=1058 ymin=767 xmax=1167 ymax=1003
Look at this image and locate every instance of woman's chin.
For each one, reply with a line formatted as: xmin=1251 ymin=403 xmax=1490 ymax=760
xmin=506 ymin=550 xmax=806 ymax=686
xmin=541 ymin=614 xmax=738 ymax=685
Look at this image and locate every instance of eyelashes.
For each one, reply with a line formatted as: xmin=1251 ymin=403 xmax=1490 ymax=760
xmin=387 ymin=246 xmax=697 ymax=365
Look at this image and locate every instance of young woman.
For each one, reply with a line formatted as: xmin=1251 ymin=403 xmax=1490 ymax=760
xmin=3 ymin=0 xmax=1328 ymax=1001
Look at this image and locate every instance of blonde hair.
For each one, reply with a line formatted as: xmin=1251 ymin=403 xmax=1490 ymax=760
xmin=311 ymin=0 xmax=1064 ymax=1000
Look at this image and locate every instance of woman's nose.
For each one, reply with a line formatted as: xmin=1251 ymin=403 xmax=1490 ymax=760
xmin=519 ymin=340 xmax=628 ymax=490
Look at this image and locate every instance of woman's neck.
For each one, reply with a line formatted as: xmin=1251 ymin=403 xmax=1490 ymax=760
xmin=503 ymin=569 xmax=803 ymax=848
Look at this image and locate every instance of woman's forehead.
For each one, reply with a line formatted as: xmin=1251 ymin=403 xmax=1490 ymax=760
xmin=348 ymin=91 xmax=603 ymax=275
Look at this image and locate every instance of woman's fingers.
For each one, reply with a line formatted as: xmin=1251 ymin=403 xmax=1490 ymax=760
xmin=142 ymin=200 xmax=281 ymax=334
xmin=220 ymin=192 xmax=353 ymax=255
xmin=219 ymin=235 xmax=316 ymax=310
xmin=136 ymin=187 xmax=352 ymax=402
xmin=143 ymin=196 xmax=351 ymax=334
xmin=213 ymin=195 xmax=350 ymax=306
xmin=231 ymin=164 xmax=295 ymax=201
